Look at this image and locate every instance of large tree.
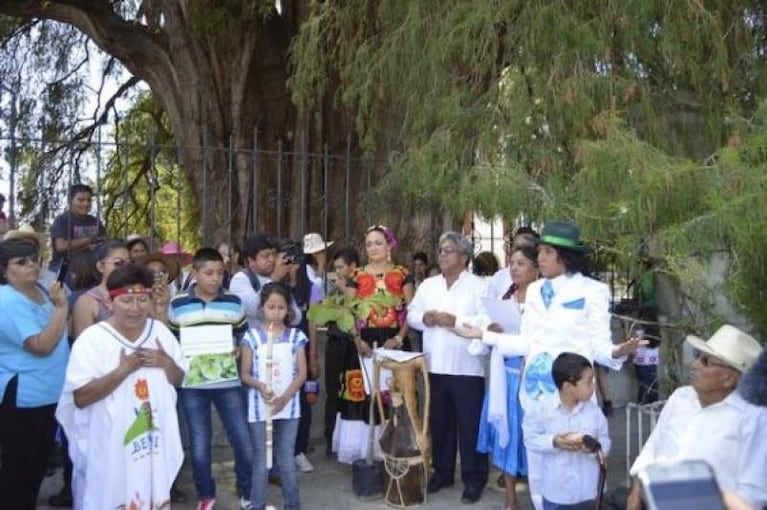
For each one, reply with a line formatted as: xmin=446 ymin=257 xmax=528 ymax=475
xmin=0 ymin=0 xmax=372 ymax=245
xmin=289 ymin=1 xmax=767 ymax=338
xmin=4 ymin=1 xmax=767 ymax=339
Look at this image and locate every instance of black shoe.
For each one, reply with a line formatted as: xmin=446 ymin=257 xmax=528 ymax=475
xmin=461 ymin=486 xmax=483 ymax=504
xmin=427 ymin=476 xmax=454 ymax=494
xmin=48 ymin=486 xmax=73 ymax=508
xmin=170 ymin=484 xmax=187 ymax=503
xmin=601 ymin=400 xmax=614 ymax=417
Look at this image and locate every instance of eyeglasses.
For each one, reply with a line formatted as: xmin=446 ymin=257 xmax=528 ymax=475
xmin=108 ymin=258 xmax=129 ymax=267
xmin=438 ymin=246 xmax=458 ymax=256
xmin=693 ymin=349 xmax=735 ymax=370
xmin=10 ymin=255 xmax=41 ymax=266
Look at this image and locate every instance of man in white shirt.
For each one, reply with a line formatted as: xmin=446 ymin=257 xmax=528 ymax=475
xmin=407 ymin=231 xmax=490 ymax=504
xmin=627 ymin=324 xmax=766 ymax=509
xmin=229 ymin=232 xmax=301 ymax=328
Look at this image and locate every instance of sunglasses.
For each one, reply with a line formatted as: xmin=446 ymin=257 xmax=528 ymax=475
xmin=108 ymin=258 xmax=129 ymax=267
xmin=438 ymin=246 xmax=458 ymax=256
xmin=10 ymin=255 xmax=41 ymax=266
xmin=693 ymin=349 xmax=734 ymax=370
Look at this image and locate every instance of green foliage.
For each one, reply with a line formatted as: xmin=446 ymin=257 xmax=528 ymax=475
xmin=98 ymin=93 xmax=200 ymax=250
xmin=290 ymin=1 xmax=767 ymax=339
xmin=307 ymin=292 xmax=400 ymax=333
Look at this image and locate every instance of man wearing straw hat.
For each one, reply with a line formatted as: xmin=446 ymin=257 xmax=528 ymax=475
xmin=627 ymin=325 xmax=767 ymax=509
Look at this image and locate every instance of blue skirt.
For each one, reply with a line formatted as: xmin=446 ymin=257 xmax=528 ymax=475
xmin=476 ymin=356 xmax=528 ymax=476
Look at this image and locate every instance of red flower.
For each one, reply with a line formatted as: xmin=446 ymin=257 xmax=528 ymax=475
xmin=369 ymin=306 xmax=398 ymax=328
xmin=355 ymin=272 xmax=377 ymax=298
xmin=383 ymin=270 xmax=406 ymax=296
xmin=134 ymin=379 xmax=149 ymax=401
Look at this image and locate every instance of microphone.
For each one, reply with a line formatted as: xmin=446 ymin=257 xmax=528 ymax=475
xmin=582 ymin=434 xmax=601 ymax=453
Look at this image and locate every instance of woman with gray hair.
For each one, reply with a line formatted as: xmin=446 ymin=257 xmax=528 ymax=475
xmin=0 ymin=237 xmax=69 ymax=509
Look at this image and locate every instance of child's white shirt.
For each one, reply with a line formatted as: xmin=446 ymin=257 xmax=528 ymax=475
xmin=523 ymin=396 xmax=610 ymax=505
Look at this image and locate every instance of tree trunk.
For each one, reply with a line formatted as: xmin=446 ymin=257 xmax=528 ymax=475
xmin=0 ymin=1 xmax=452 ymax=254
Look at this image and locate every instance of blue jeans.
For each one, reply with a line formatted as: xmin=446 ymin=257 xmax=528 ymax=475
xmin=180 ymin=387 xmax=253 ymax=500
xmin=250 ymin=419 xmax=300 ymax=510
xmin=635 ymin=364 xmax=659 ymax=404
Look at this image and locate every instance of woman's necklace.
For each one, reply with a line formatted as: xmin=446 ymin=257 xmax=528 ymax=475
xmin=367 ymin=262 xmax=391 ymax=276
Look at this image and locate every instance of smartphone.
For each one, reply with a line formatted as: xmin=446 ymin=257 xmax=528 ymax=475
xmin=638 ymin=460 xmax=726 ymax=510
xmin=56 ymin=259 xmax=70 ymax=285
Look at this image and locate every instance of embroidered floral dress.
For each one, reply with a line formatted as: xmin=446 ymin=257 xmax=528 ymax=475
xmin=332 ymin=266 xmax=411 ymax=463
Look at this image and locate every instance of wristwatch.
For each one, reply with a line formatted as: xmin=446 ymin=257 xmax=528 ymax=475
xmin=393 ymin=335 xmax=404 ymax=347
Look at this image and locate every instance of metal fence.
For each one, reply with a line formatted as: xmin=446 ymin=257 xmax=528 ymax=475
xmin=0 ymin=130 xmax=520 ymax=260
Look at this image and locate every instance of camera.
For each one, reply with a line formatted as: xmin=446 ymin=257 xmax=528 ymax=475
xmin=280 ymin=240 xmax=305 ymax=265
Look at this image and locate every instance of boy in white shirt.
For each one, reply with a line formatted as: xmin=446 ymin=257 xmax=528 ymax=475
xmin=524 ymin=352 xmax=611 ymax=509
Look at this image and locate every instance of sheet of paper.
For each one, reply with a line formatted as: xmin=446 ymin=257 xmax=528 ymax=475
xmin=360 ymin=355 xmax=392 ymax=395
xmin=258 ymin=342 xmax=295 ymax=420
xmin=480 ymin=297 xmax=522 ymax=334
xmin=374 ymin=348 xmax=425 ymax=363
xmin=180 ymin=324 xmax=238 ymax=388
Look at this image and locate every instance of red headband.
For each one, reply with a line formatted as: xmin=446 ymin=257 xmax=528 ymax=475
xmin=109 ymin=284 xmax=151 ymax=298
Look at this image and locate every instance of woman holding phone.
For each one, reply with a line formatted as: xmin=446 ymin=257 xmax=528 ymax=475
xmin=0 ymin=237 xmax=69 ymax=509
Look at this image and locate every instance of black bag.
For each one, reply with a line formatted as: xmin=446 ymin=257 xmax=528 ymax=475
xmin=352 ymin=459 xmax=384 ymax=500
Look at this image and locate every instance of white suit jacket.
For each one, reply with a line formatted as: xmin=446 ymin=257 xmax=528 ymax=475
xmin=485 ymin=272 xmax=624 ymax=381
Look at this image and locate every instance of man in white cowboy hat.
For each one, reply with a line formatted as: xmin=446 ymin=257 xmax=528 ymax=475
xmin=627 ymin=324 xmax=767 ymax=509
xmin=303 ymin=232 xmax=334 ymax=293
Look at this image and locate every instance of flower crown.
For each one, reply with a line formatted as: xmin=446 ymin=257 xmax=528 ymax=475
xmin=366 ymin=224 xmax=399 ymax=249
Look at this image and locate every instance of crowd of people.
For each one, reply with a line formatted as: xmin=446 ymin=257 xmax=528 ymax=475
xmin=0 ymin=183 xmax=766 ymax=510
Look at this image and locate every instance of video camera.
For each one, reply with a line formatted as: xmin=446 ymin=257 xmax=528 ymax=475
xmin=280 ymin=240 xmax=305 ymax=266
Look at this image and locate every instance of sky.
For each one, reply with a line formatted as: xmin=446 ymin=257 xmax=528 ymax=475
xmin=0 ymin=44 xmax=137 ymax=222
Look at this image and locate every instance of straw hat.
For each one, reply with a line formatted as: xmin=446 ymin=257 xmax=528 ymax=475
xmin=135 ymin=252 xmax=181 ymax=282
xmin=303 ymin=233 xmax=334 ymax=254
xmin=686 ymin=324 xmax=762 ymax=373
xmin=3 ymin=224 xmax=48 ymax=248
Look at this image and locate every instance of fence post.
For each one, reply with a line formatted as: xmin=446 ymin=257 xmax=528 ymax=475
xmin=250 ymin=129 xmax=259 ymax=235
xmin=150 ymin=129 xmax=158 ymax=246
xmin=202 ymin=124 xmax=209 ymax=246
xmin=123 ymin=142 xmax=130 ymax=241
xmin=96 ymin=126 xmax=102 ymax=225
xmin=227 ymin=134 xmax=234 ymax=248
xmin=345 ymin=134 xmax=351 ymax=243
xmin=175 ymin=141 xmax=183 ymax=251
xmin=323 ymin=142 xmax=329 ymax=245
xmin=277 ymin=139 xmax=283 ymax=239
xmin=301 ymin=131 xmax=308 ymax=237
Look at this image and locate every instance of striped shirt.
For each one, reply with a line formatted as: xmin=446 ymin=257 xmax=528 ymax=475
xmin=168 ymin=286 xmax=248 ymax=337
xmin=242 ymin=327 xmax=307 ymax=422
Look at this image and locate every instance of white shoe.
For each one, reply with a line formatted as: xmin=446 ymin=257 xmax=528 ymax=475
xmin=239 ymin=496 xmax=253 ymax=510
xmin=294 ymin=453 xmax=315 ymax=472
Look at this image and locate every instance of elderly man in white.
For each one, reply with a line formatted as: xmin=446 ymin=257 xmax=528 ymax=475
xmin=407 ymin=231 xmax=491 ymax=505
xmin=627 ymin=325 xmax=767 ymax=510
